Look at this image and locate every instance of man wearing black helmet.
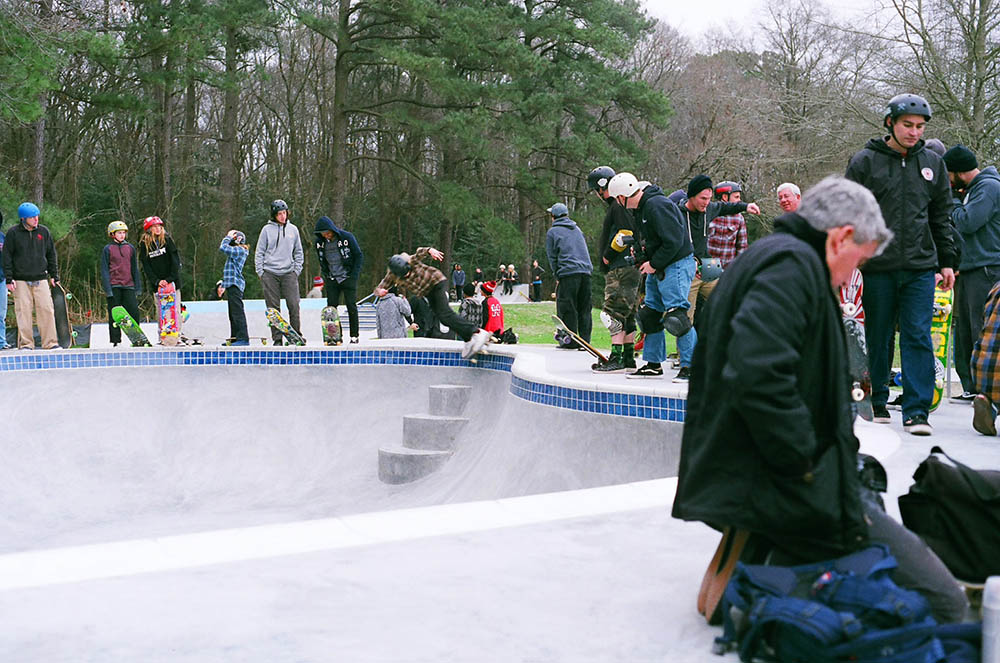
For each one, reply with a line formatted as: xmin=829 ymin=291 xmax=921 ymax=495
xmin=846 ymin=93 xmax=957 ymax=435
xmin=588 ymin=166 xmax=641 ymax=373
xmin=255 ymin=199 xmax=305 ymax=345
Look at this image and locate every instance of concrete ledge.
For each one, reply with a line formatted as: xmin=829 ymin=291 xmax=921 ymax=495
xmin=428 ymin=384 xmax=472 ymax=416
xmin=402 ymin=414 xmax=470 ymax=451
xmin=378 ymin=447 xmax=453 ymax=484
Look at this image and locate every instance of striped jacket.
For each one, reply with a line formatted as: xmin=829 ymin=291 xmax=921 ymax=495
xmin=972 ymin=281 xmax=1000 ymax=401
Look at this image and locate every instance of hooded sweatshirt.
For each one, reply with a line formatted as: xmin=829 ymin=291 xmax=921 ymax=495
xmin=545 ymin=216 xmax=593 ymax=279
xmin=3 ymin=221 xmax=59 ymax=283
xmin=951 ymin=165 xmax=1000 ymax=271
xmin=255 ymin=219 xmax=304 ymax=277
xmin=313 ymin=216 xmax=363 ymax=282
xmin=633 ymin=185 xmax=693 ymax=271
xmin=677 ymin=199 xmax=749 ymax=260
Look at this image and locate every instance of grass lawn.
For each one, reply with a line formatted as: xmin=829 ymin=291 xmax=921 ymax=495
xmin=498 ymin=301 xmax=678 ymax=355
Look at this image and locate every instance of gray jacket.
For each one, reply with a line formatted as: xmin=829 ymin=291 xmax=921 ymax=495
xmin=545 ymin=217 xmax=593 ymax=278
xmin=255 ymin=221 xmax=304 ymax=277
xmin=376 ymin=293 xmax=412 ymax=339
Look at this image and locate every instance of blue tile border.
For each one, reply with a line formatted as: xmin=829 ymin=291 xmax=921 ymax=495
xmin=0 ymin=347 xmax=684 ymax=422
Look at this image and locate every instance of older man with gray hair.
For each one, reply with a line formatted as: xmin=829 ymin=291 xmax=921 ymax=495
xmin=776 ymin=182 xmax=801 ymax=212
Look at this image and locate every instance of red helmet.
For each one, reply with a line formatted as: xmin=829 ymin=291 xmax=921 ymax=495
xmin=143 ymin=216 xmax=164 ymax=231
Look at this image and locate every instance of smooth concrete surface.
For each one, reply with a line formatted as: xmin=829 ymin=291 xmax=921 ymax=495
xmin=0 ymin=342 xmax=996 ymax=662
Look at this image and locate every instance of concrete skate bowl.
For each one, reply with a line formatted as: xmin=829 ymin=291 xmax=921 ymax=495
xmin=0 ymin=345 xmax=683 ymax=555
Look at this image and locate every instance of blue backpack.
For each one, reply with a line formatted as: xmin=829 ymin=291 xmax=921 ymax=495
xmin=714 ymin=545 xmax=948 ymax=663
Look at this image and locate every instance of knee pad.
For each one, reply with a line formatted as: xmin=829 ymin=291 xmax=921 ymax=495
xmin=600 ymin=310 xmax=624 ymax=336
xmin=662 ymin=307 xmax=692 ymax=337
xmin=624 ymin=315 xmax=636 ymax=335
xmin=637 ymin=305 xmax=664 ymax=334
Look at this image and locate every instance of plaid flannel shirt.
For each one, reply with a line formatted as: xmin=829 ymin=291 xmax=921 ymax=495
xmin=972 ymin=281 xmax=1000 ymax=401
xmin=376 ymin=247 xmax=447 ymax=298
xmin=707 ymin=213 xmax=748 ymax=268
xmin=219 ymin=238 xmax=248 ymax=292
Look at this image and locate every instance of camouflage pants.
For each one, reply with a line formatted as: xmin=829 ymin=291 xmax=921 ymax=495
xmin=602 ymin=267 xmax=640 ymax=323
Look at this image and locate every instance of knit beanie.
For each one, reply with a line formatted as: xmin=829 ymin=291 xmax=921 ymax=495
xmin=943 ymin=145 xmax=978 ymax=172
xmin=687 ymin=175 xmax=713 ymax=199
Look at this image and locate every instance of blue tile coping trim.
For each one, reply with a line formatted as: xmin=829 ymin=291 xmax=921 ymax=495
xmin=0 ymin=346 xmax=685 ymax=422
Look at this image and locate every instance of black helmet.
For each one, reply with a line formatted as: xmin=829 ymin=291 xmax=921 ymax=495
xmin=388 ymin=254 xmax=411 ymax=277
xmin=714 ymin=181 xmax=742 ymax=198
xmin=270 ymin=199 xmax=289 ymax=217
xmin=587 ymin=166 xmax=616 ymax=192
xmin=885 ymin=94 xmax=932 ymax=125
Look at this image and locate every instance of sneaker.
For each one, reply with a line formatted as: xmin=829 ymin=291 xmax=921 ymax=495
xmin=972 ymin=395 xmax=997 ymax=436
xmin=672 ymin=366 xmax=691 ymax=383
xmin=624 ymin=358 xmax=637 ymax=370
xmin=350 ymin=337 xmax=359 ymax=344
xmin=886 ymin=394 xmax=903 ymax=410
xmin=903 ymin=414 xmax=933 ymax=436
xmin=671 ymin=358 xmax=681 ymax=369
xmin=461 ymin=329 xmax=491 ymax=359
xmin=950 ymin=391 xmax=977 ymax=404
xmin=872 ymin=405 xmax=891 ymax=424
xmin=626 ymin=363 xmax=663 ymax=379
xmin=592 ymin=356 xmax=627 ymax=374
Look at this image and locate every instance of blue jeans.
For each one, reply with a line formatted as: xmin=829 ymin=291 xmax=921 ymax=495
xmin=643 ymin=256 xmax=697 ymax=366
xmin=863 ymin=270 xmax=935 ymax=418
xmin=0 ymin=284 xmax=7 ymax=348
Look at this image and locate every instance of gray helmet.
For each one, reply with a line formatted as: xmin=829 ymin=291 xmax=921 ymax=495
xmin=547 ymin=202 xmax=569 ymax=219
xmin=270 ymin=199 xmax=289 ymax=217
xmin=885 ymin=94 xmax=932 ymax=125
xmin=388 ymin=254 xmax=411 ymax=277
xmin=587 ymin=166 xmax=616 ymax=192
xmin=714 ymin=181 xmax=742 ymax=198
xmin=700 ymin=257 xmax=724 ymax=282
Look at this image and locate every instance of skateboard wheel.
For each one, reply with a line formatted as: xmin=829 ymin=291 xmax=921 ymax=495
xmin=65 ymin=293 xmax=73 ymax=300
xmin=852 ymin=387 xmax=865 ymax=402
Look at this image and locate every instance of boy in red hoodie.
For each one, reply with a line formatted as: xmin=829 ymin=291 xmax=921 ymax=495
xmin=480 ymin=281 xmax=504 ymax=340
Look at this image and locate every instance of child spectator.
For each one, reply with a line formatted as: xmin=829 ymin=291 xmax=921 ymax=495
xmin=480 ymin=280 xmax=504 ymax=339
xmin=376 ymin=286 xmax=414 ymax=339
xmin=99 ymin=221 xmax=143 ymax=347
xmin=306 ymin=276 xmax=324 ymax=298
xmin=457 ymin=282 xmax=482 ymax=326
xmin=138 ymin=215 xmax=182 ymax=332
xmin=220 ymin=230 xmax=250 ymax=346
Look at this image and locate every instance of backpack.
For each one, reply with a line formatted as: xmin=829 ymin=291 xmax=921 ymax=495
xmin=715 ymin=545 xmax=947 ymax=663
xmin=898 ymin=446 xmax=1000 ymax=583
xmin=497 ymin=327 xmax=518 ymax=344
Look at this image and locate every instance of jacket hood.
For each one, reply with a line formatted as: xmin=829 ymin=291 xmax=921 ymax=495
xmin=314 ymin=216 xmax=337 ymax=234
xmin=773 ymin=213 xmax=829 ymax=262
xmin=636 ymin=184 xmax=666 ymax=211
xmin=551 ymin=216 xmax=580 ymax=230
xmin=865 ymin=136 xmax=927 ymax=158
xmin=971 ymin=165 xmax=1000 ymax=186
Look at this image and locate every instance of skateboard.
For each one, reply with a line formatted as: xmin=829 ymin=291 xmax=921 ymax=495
xmin=157 ymin=282 xmax=180 ymax=347
xmin=839 ymin=269 xmax=873 ymax=421
xmin=51 ymin=282 xmax=75 ymax=348
xmin=930 ymin=286 xmax=954 ymax=411
xmin=111 ymin=306 xmax=151 ymax=347
xmin=321 ymin=306 xmax=343 ymax=345
xmin=697 ymin=527 xmax=769 ymax=625
xmin=265 ymin=308 xmax=306 ymax=346
xmin=552 ymin=314 xmax=608 ymax=363
xmin=225 ymin=337 xmax=269 ymax=346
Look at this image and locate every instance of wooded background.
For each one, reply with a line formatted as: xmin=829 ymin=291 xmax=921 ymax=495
xmin=2 ymin=0 xmax=998 ymax=316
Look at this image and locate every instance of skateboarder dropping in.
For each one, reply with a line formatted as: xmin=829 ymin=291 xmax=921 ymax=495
xmin=846 ymin=93 xmax=957 ymax=435
xmin=100 ymin=221 xmax=143 ymax=347
xmin=314 ymin=215 xmax=363 ymax=343
xmin=673 ymin=176 xmax=967 ymax=624
xmin=220 ymin=230 xmax=250 ymax=346
xmin=2 ymin=202 xmax=60 ymax=350
xmin=374 ymin=247 xmax=490 ymax=359
xmin=256 ymin=200 xmax=304 ymax=345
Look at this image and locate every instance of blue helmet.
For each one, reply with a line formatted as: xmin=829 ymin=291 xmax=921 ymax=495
xmin=18 ymin=202 xmax=40 ymax=219
xmin=700 ymin=257 xmax=724 ymax=282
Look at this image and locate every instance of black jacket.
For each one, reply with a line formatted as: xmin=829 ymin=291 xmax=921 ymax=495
xmin=672 ymin=213 xmax=868 ymax=559
xmin=140 ymin=235 xmax=182 ymax=292
xmin=633 ymin=185 xmax=693 ymax=271
xmin=677 ymin=199 xmax=749 ymax=260
xmin=597 ymin=197 xmax=639 ymax=273
xmin=313 ymin=216 xmax=363 ymax=282
xmin=846 ymin=137 xmax=956 ymax=272
xmin=2 ymin=222 xmax=58 ymax=283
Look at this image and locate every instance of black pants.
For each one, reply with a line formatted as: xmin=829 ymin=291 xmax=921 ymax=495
xmin=954 ymin=265 xmax=1000 ymax=392
xmin=325 ymin=278 xmax=359 ymax=338
xmin=556 ymin=273 xmax=593 ymax=342
xmin=532 ymin=282 xmax=541 ymax=302
xmin=427 ymin=280 xmax=477 ymax=341
xmin=107 ymin=287 xmax=141 ymax=345
xmin=226 ymin=285 xmax=248 ymax=342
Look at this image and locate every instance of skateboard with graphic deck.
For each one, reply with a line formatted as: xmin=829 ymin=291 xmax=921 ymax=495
xmin=839 ymin=269 xmax=873 ymax=421
xmin=321 ymin=306 xmax=343 ymax=345
xmin=930 ymin=286 xmax=953 ymax=411
xmin=111 ymin=306 xmax=151 ymax=347
xmin=552 ymin=314 xmax=608 ymax=363
xmin=265 ymin=308 xmax=306 ymax=346
xmin=157 ymin=282 xmax=180 ymax=346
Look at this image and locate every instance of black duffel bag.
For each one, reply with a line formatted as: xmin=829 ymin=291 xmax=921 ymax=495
xmin=898 ymin=446 xmax=1000 ymax=583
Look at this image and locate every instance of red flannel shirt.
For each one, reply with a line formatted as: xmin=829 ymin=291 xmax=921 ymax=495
xmin=707 ymin=214 xmax=748 ymax=268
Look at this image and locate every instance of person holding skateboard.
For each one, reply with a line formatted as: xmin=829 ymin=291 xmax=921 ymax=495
xmin=374 ymin=247 xmax=490 ymax=358
xmin=313 ymin=215 xmax=363 ymax=343
xmin=846 ymin=93 xmax=957 ymax=435
xmin=220 ymin=230 xmax=250 ymax=346
xmin=0 ymin=210 xmax=9 ymax=350
xmin=256 ymin=200 xmax=304 ymax=345
xmin=138 ymin=215 xmax=183 ymax=334
xmin=544 ymin=202 xmax=593 ymax=347
xmin=673 ymin=176 xmax=967 ymax=625
xmin=100 ymin=221 xmax=143 ymax=347
xmin=2 ymin=202 xmax=60 ymax=350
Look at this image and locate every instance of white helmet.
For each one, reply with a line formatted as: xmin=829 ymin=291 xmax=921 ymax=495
xmin=607 ymin=172 xmax=641 ymax=199
xmin=508 ymin=264 xmax=515 ymax=270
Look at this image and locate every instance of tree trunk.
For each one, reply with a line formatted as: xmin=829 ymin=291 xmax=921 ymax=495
xmin=220 ymin=25 xmax=240 ymax=232
xmin=327 ymin=0 xmax=352 ymax=230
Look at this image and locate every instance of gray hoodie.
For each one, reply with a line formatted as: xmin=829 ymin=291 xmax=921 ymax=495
xmin=255 ymin=220 xmax=304 ymax=277
xmin=545 ymin=217 xmax=593 ymax=278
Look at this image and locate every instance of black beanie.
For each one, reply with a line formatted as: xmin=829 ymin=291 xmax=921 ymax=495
xmin=687 ymin=174 xmax=713 ymax=199
xmin=943 ymin=144 xmax=978 ymax=172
